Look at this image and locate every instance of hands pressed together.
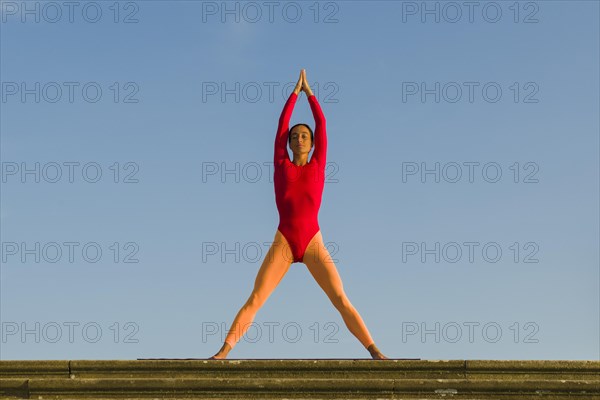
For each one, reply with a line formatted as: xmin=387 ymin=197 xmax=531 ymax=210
xmin=293 ymin=69 xmax=314 ymax=97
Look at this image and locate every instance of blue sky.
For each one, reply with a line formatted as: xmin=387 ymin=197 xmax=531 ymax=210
xmin=1 ymin=0 xmax=598 ymax=361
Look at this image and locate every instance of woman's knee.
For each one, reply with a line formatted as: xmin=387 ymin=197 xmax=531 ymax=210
xmin=245 ymin=292 xmax=266 ymax=310
xmin=330 ymin=292 xmax=351 ymax=311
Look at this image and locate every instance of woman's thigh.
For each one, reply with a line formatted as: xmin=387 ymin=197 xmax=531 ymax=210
xmin=302 ymin=231 xmax=346 ymax=302
xmin=251 ymin=230 xmax=293 ymax=302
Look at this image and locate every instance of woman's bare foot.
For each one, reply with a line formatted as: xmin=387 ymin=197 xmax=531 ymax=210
xmin=367 ymin=343 xmax=389 ymax=360
xmin=371 ymin=351 xmax=389 ymax=360
xmin=208 ymin=342 xmax=232 ymax=360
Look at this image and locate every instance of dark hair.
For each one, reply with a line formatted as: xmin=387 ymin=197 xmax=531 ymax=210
xmin=288 ymin=123 xmax=314 ymax=146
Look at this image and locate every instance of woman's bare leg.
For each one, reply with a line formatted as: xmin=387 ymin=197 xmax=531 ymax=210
xmin=302 ymin=231 xmax=388 ymax=360
xmin=209 ymin=230 xmax=293 ymax=359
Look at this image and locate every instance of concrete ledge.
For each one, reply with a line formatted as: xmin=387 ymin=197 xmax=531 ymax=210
xmin=1 ymin=359 xmax=598 ymax=399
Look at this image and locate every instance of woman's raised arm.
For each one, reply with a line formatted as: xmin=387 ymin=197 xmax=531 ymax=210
xmin=274 ymin=71 xmax=303 ymax=166
xmin=303 ymin=71 xmax=327 ymax=166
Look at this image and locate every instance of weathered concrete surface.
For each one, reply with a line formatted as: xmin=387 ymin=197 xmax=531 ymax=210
xmin=1 ymin=359 xmax=598 ymax=399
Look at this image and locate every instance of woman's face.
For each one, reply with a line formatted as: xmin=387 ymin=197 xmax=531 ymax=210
xmin=289 ymin=126 xmax=312 ymax=154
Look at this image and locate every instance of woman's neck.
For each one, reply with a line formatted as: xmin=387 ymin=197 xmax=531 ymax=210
xmin=292 ymin=154 xmax=309 ymax=166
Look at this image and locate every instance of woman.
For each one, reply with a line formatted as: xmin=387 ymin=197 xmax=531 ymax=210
xmin=209 ymin=69 xmax=388 ymax=360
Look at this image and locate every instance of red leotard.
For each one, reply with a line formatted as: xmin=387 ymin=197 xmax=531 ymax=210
xmin=274 ymin=92 xmax=327 ymax=263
